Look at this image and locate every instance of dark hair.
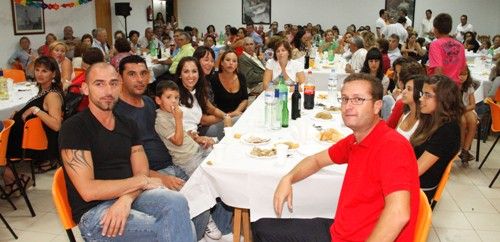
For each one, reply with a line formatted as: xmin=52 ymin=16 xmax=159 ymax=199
xmin=399 ymin=60 xmax=425 ymax=85
xmin=45 ymin=33 xmax=57 ymax=45
xmin=237 ymin=27 xmax=247 ymax=36
xmin=118 ymin=55 xmax=147 ymax=75
xmin=229 ymin=27 xmax=238 ymax=35
xmin=183 ymin=26 xmax=193 ymax=33
xmin=433 ymin=13 xmax=452 ymax=35
xmin=397 ymin=16 xmax=407 ymax=24
xmin=82 ymin=47 xmax=104 ymax=65
xmin=34 ymin=56 xmax=62 ymax=92
xmin=379 ymin=9 xmax=386 ymax=17
xmin=361 ymin=48 xmax=384 ymax=80
xmin=392 ymin=56 xmax=414 ymax=83
xmin=174 ymin=56 xmax=208 ymax=114
xmin=128 ymin=30 xmax=140 ymax=39
xmin=19 ymin=36 xmax=30 ymax=44
xmin=460 ymin=67 xmax=473 ymax=92
xmin=461 ymin=14 xmax=468 ymax=20
xmin=377 ymin=38 xmax=389 ymax=53
xmin=204 ymin=35 xmax=216 ymax=44
xmin=411 ymin=75 xmax=463 ymax=146
xmin=389 ymin=33 xmax=400 ymax=43
xmin=114 ymin=37 xmax=131 ymax=53
xmin=400 ymin=9 xmax=408 ymax=16
xmin=291 ymin=30 xmax=306 ymax=50
xmin=206 ymin=25 xmax=215 ymax=33
xmin=272 ymin=39 xmax=292 ymax=61
xmin=403 ymin=74 xmax=428 ymax=114
xmin=343 ymin=73 xmax=384 ymax=101
xmin=193 ymin=46 xmax=215 ymax=76
xmin=114 ymin=30 xmax=125 ymax=39
xmin=218 ymin=50 xmax=238 ymax=74
xmin=426 ymin=9 xmax=432 ymax=14
xmin=81 ymin=34 xmax=93 ymax=45
xmin=155 ymin=80 xmax=179 ymax=97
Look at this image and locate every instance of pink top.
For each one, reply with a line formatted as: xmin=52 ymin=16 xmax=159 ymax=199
xmin=428 ymin=37 xmax=466 ymax=85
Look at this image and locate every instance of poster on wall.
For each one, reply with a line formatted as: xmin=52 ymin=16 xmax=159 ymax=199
xmin=385 ymin=0 xmax=415 ymax=27
xmin=242 ymin=0 xmax=271 ymax=24
xmin=11 ymin=0 xmax=45 ymax=35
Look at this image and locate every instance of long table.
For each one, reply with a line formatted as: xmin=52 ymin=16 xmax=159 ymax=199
xmin=181 ymin=91 xmax=350 ymax=225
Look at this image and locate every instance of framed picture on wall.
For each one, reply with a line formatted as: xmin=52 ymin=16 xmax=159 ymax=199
xmin=10 ymin=0 xmax=45 ymax=35
xmin=242 ymin=0 xmax=271 ymax=24
xmin=385 ymin=0 xmax=415 ymax=27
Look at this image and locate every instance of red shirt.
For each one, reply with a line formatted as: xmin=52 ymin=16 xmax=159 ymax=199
xmin=328 ymin=121 xmax=419 ymax=242
xmin=69 ymin=72 xmax=89 ymax=112
xmin=386 ymin=99 xmax=405 ymax=129
xmin=381 ymin=53 xmax=391 ymax=74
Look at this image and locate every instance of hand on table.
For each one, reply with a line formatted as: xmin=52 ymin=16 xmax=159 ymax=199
xmin=273 ymin=176 xmax=293 ymax=218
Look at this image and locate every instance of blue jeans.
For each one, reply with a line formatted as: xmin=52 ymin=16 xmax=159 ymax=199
xmin=78 ymin=188 xmax=195 ymax=242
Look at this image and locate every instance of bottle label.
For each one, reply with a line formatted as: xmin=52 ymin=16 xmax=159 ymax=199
xmin=304 ymin=86 xmax=315 ymax=95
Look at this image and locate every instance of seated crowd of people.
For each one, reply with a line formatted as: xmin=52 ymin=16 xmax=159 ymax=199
xmin=2 ymin=7 xmax=500 ymax=242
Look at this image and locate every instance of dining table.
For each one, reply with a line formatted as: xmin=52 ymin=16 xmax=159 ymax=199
xmin=0 ymin=81 xmax=38 ymax=120
xmin=180 ymin=89 xmax=350 ymax=241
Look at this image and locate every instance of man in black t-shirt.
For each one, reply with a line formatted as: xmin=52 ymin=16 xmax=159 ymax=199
xmin=59 ymin=63 xmax=194 ymax=241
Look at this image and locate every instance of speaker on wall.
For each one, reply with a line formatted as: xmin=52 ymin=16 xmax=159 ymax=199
xmin=115 ymin=2 xmax=132 ymax=17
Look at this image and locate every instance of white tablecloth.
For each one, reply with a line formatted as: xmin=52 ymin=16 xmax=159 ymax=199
xmin=469 ymin=57 xmax=494 ymax=103
xmin=0 ymin=83 xmax=38 ymax=120
xmin=181 ymin=91 xmax=350 ymax=222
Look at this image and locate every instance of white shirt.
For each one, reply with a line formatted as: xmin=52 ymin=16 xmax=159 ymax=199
xmin=396 ymin=113 xmax=419 ymax=140
xmin=455 ymin=23 xmax=474 ymax=42
xmin=375 ymin=17 xmax=386 ymax=37
xmin=420 ymin=17 xmax=434 ymax=38
xmin=404 ymin=16 xmax=412 ymax=29
xmin=92 ymin=39 xmax=109 ymax=56
xmin=265 ymin=58 xmax=304 ymax=84
xmin=382 ymin=23 xmax=408 ymax=44
xmin=180 ymin=89 xmax=202 ymax=132
xmin=494 ymin=46 xmax=500 ymax=55
xmin=388 ymin=48 xmax=402 ymax=66
xmin=349 ymin=48 xmax=367 ymax=73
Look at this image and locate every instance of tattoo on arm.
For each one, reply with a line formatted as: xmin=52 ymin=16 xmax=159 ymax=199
xmin=63 ymin=150 xmax=91 ymax=173
xmin=131 ymin=146 xmax=144 ymax=154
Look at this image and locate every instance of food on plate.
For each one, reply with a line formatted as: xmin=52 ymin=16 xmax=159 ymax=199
xmin=319 ymin=128 xmax=343 ymax=143
xmin=324 ymin=106 xmax=341 ymax=112
xmin=250 ymin=147 xmax=277 ymax=157
xmin=318 ymin=93 xmax=328 ymax=100
xmin=206 ymin=160 xmax=213 ymax=165
xmin=244 ymin=135 xmax=270 ymax=144
xmin=315 ymin=111 xmax=333 ymax=120
xmin=275 ymin=141 xmax=300 ymax=149
xmin=233 ymin=133 xmax=242 ymax=139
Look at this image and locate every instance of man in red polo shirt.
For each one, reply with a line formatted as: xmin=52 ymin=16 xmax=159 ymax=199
xmin=254 ymin=73 xmax=420 ymax=242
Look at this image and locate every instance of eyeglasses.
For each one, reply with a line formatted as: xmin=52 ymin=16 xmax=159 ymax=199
xmin=419 ymin=91 xmax=435 ymax=99
xmin=337 ymin=97 xmax=372 ymax=105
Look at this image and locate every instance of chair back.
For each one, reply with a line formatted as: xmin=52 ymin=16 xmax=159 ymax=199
xmin=431 ymin=154 xmax=457 ymax=209
xmin=0 ymin=120 xmax=15 ymax=166
xmin=486 ymin=98 xmax=500 ymax=133
xmin=414 ymin=190 xmax=432 ymax=242
xmin=22 ymin=117 xmax=48 ymax=151
xmin=495 ymin=88 xmax=500 ymax=103
xmin=3 ymin=69 xmax=26 ymax=83
xmin=52 ymin=168 xmax=77 ymax=230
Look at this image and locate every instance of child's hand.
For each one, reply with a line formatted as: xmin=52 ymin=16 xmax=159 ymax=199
xmin=172 ymin=105 xmax=183 ymax=120
xmin=199 ymin=136 xmax=214 ymax=149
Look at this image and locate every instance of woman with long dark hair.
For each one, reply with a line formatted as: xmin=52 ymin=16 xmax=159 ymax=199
xmin=411 ymin=75 xmax=463 ymax=200
xmin=360 ymin=48 xmax=390 ymax=94
xmin=4 ymin=56 xmax=64 ymax=192
xmin=458 ymin=67 xmax=478 ymax=164
xmin=396 ymin=75 xmax=427 ymax=140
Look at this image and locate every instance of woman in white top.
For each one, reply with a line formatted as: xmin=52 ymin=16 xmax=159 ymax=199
xmin=175 ymin=56 xmax=231 ymax=138
xmin=397 ymin=75 xmax=427 ymax=140
xmin=458 ymin=67 xmax=478 ymax=163
xmin=262 ymin=39 xmax=305 ymax=90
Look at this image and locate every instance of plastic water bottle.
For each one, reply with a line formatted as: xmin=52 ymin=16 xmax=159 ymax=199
xmin=328 ymin=69 xmax=337 ymax=105
xmin=264 ymin=83 xmax=275 ymax=129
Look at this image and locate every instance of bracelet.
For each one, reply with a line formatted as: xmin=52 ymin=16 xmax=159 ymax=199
xmin=32 ymin=107 xmax=41 ymax=115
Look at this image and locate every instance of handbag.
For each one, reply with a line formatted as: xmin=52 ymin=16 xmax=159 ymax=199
xmin=63 ymin=84 xmax=84 ymax=119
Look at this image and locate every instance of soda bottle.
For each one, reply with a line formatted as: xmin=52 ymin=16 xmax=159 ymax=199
xmin=303 ymin=71 xmax=315 ymax=109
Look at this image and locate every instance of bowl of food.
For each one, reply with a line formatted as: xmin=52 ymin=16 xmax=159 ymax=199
xmin=248 ymin=147 xmax=277 ymax=159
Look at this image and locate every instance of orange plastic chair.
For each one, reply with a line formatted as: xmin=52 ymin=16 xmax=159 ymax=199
xmin=479 ymin=98 xmax=500 ymax=187
xmin=0 ymin=120 xmax=19 ymax=239
xmin=414 ymin=190 xmax=432 ymax=242
xmin=3 ymin=69 xmax=26 ymax=83
xmin=22 ymin=117 xmax=48 ymax=188
xmin=430 ymin=154 xmax=457 ymax=210
xmin=495 ymin=87 xmax=500 ymax=103
xmin=52 ymin=168 xmax=77 ymax=242
xmin=10 ymin=61 xmax=23 ymax=70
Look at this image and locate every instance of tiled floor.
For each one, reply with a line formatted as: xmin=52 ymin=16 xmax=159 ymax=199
xmin=0 ymin=136 xmax=499 ymax=242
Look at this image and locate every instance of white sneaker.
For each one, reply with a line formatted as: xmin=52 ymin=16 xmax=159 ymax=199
xmin=205 ymin=216 xmax=222 ymax=240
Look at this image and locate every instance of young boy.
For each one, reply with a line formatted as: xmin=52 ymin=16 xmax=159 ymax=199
xmin=155 ymin=80 xmax=214 ymax=176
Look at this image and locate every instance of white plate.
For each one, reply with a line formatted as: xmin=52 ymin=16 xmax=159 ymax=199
xmin=273 ymin=140 xmax=300 ymax=150
xmin=241 ymin=133 xmax=271 ymax=145
xmin=247 ymin=147 xmax=277 ymax=159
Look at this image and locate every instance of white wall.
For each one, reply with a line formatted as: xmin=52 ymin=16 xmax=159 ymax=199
xmin=178 ymin=0 xmax=500 ymax=37
xmin=0 ymin=2 xmax=96 ymax=68
xmin=110 ymin=0 xmax=153 ymax=39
